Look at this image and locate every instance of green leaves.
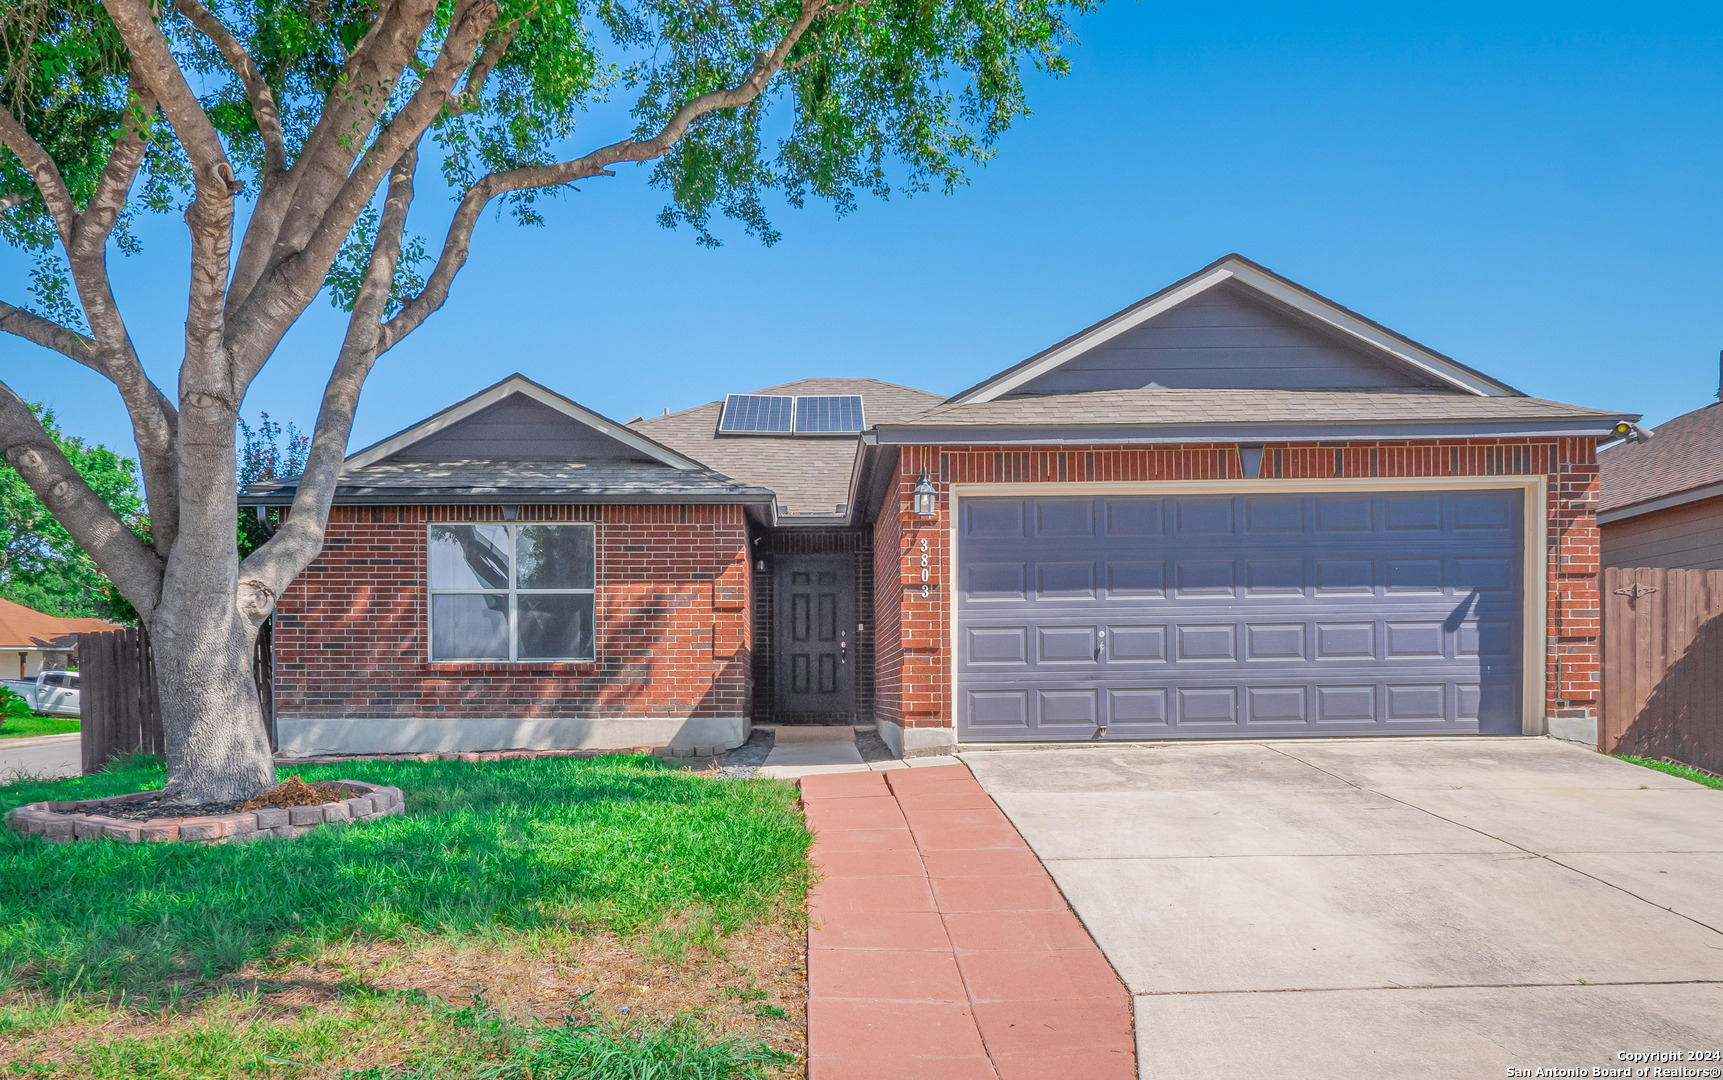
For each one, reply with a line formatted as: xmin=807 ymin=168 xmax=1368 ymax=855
xmin=2 ymin=0 xmax=1092 ymax=304
xmin=0 ymin=402 xmax=143 ymax=620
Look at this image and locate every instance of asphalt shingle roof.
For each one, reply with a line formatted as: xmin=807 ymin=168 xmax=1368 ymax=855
xmin=0 ymin=598 xmax=118 ymax=650
xmin=885 ymin=388 xmax=1625 ymax=428
xmin=1599 ymin=400 xmax=1723 ymax=514
xmin=630 ymin=378 xmax=943 ymax=517
xmin=243 ymin=460 xmax=772 ymax=503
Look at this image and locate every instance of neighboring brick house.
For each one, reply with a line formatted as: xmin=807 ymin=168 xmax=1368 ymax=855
xmin=251 ymin=254 xmax=1633 ymax=755
xmin=1598 ymin=396 xmax=1723 ymax=570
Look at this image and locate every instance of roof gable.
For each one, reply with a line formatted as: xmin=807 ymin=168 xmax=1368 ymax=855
xmin=952 ymin=255 xmax=1521 ymax=404
xmin=345 ymin=375 xmax=704 ymax=471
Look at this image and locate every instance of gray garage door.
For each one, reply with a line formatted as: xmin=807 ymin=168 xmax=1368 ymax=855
xmin=956 ymin=491 xmax=1524 ymax=741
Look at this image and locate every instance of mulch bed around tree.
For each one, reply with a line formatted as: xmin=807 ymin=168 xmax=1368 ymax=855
xmin=62 ymin=776 xmax=350 ymax=823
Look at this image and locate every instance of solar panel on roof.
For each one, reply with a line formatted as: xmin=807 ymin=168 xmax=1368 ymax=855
xmin=793 ymin=395 xmax=866 ymax=434
xmin=719 ymin=394 xmax=795 ymax=433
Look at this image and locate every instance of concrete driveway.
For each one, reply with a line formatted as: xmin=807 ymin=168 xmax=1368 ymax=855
xmin=962 ymin=738 xmax=1723 ymax=1079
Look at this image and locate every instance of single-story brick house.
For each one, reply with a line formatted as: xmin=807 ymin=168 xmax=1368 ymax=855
xmin=247 ymin=255 xmax=1635 ymax=756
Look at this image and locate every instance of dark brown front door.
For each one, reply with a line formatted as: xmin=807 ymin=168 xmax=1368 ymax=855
xmin=774 ymin=554 xmax=856 ymax=718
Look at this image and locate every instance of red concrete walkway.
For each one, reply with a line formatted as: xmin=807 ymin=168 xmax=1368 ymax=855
xmin=802 ymin=763 xmax=1136 ymax=1080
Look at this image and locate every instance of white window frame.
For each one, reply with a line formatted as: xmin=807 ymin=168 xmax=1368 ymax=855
xmin=426 ymin=521 xmax=598 ymax=663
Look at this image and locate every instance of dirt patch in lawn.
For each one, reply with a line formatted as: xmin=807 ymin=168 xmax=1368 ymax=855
xmin=1 ymin=914 xmax=808 ymax=1077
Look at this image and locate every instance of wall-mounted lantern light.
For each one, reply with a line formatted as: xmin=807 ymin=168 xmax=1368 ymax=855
xmin=912 ymin=470 xmax=938 ymax=517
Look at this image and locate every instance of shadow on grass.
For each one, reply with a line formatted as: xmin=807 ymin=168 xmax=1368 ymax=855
xmin=0 ymin=754 xmax=811 ymax=999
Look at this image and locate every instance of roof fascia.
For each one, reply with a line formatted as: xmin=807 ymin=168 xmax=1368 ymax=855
xmin=343 ymin=375 xmax=708 ymax=472
xmin=873 ymin=416 xmax=1632 ymax=447
xmin=951 ymin=256 xmax=1518 ymax=406
xmin=1599 ymin=479 xmax=1723 ymax=524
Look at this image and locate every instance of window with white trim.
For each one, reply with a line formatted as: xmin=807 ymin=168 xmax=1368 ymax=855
xmin=427 ymin=523 xmax=596 ymax=661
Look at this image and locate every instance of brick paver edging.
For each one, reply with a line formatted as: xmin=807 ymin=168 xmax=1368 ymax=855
xmin=801 ymin=763 xmax=1136 ymax=1080
xmin=4 ymin=780 xmax=404 ymax=844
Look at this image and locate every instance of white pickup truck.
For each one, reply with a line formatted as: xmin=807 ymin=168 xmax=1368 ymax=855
xmin=27 ymin=670 xmax=81 ymax=718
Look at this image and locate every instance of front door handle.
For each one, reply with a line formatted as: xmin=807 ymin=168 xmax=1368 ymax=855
xmin=1095 ymin=628 xmax=1106 ymax=661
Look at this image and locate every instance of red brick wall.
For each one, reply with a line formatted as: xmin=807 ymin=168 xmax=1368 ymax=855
xmin=274 ymin=503 xmax=752 ymax=720
xmin=873 ymin=439 xmax=1602 ymax=735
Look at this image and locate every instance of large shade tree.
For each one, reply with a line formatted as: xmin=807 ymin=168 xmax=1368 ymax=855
xmin=0 ymin=0 xmax=1089 ymax=803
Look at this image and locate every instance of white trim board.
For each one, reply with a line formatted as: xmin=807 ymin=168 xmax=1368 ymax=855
xmin=344 ymin=374 xmax=706 ymax=472
xmin=942 ymin=476 xmax=1550 ymax=740
xmin=951 ymin=257 xmax=1516 ymax=405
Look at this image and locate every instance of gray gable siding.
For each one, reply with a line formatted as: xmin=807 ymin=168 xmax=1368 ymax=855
xmin=1007 ymin=282 xmax=1438 ymax=396
xmin=387 ymin=393 xmax=656 ymax=463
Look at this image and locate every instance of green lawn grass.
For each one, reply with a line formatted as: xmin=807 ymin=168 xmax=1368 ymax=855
xmin=0 ymin=713 xmax=80 ymax=739
xmin=1617 ymin=755 xmax=1723 ymax=791
xmin=0 ymin=753 xmax=811 ymax=1079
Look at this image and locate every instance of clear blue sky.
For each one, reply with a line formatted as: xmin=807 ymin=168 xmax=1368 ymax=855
xmin=6 ymin=0 xmax=1722 ymax=461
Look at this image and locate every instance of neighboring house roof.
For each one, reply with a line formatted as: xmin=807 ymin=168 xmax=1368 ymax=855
xmin=874 ymin=388 xmax=1630 ymax=445
xmin=948 ymin=254 xmax=1525 ymax=404
xmin=0 ymin=598 xmax=117 ymax=651
xmin=631 ymin=378 xmax=944 ymax=519
xmin=1598 ymin=400 xmax=1723 ymax=522
xmin=243 ymin=374 xmax=774 ymax=507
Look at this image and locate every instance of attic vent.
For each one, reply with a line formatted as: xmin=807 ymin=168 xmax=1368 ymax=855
xmin=718 ymin=394 xmax=865 ymax=436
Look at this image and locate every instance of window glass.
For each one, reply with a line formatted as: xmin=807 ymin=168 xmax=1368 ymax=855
xmin=429 ymin=522 xmax=596 ymax=661
xmin=516 ymin=525 xmax=595 ymax=590
xmin=430 ymin=593 xmax=510 ymax=660
xmin=42 ymin=672 xmax=62 ymax=687
xmin=517 ymin=594 xmax=596 ymax=660
xmin=429 ymin=524 xmax=510 ymax=589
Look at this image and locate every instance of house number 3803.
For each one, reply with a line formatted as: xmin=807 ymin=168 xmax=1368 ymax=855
xmin=918 ymin=537 xmax=931 ymax=598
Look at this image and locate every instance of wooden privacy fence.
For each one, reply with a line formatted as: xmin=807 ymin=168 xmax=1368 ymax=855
xmin=79 ymin=623 xmax=276 ymax=774
xmin=79 ymin=626 xmax=163 ymax=774
xmin=1600 ymin=566 xmax=1723 ymax=776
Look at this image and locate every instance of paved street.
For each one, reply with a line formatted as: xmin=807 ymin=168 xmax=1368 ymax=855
xmin=0 ymin=735 xmax=80 ymax=782
xmin=963 ymin=738 xmax=1723 ymax=1080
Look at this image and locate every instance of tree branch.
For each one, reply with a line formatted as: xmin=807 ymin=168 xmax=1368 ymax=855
xmin=68 ymin=78 xmax=158 ymax=261
xmin=173 ymin=0 xmax=287 ymax=174
xmin=228 ymin=0 xmax=494 ymax=380
xmin=0 ymin=302 xmax=98 ymax=362
xmin=226 ymin=0 xmax=442 ymax=318
xmin=0 ymin=380 xmax=163 ymax=615
xmin=238 ymin=149 xmax=419 ymax=617
xmin=0 ymin=104 xmax=77 ymax=246
xmin=0 ymin=83 xmax=183 ymax=557
xmin=383 ymin=0 xmax=830 ymax=349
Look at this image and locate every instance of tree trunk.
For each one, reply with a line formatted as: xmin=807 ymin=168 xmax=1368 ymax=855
xmin=148 ymin=594 xmax=275 ymax=804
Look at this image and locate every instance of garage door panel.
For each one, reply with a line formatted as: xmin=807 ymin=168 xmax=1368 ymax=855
xmin=1105 ymin=498 xmax=1165 ymax=536
xmin=957 ymin=490 xmax=1525 ymax=741
xmin=1177 ymin=686 xmax=1240 ymax=724
xmin=967 ymin=626 xmax=1028 ymax=665
xmin=966 ymin=561 xmax=1027 ymax=601
xmin=1247 ymin=686 xmax=1309 ymax=724
xmin=1106 ymin=624 xmax=1167 ymax=662
xmin=1034 ymin=498 xmax=1096 ymax=537
xmin=1036 ymin=561 xmax=1096 ymax=598
xmin=1106 ymin=560 xmax=1167 ymax=597
xmin=1038 ymin=625 xmax=1099 ymax=664
xmin=1246 ymin=623 xmax=1307 ymax=660
xmin=1040 ymin=689 xmax=1099 ymax=726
